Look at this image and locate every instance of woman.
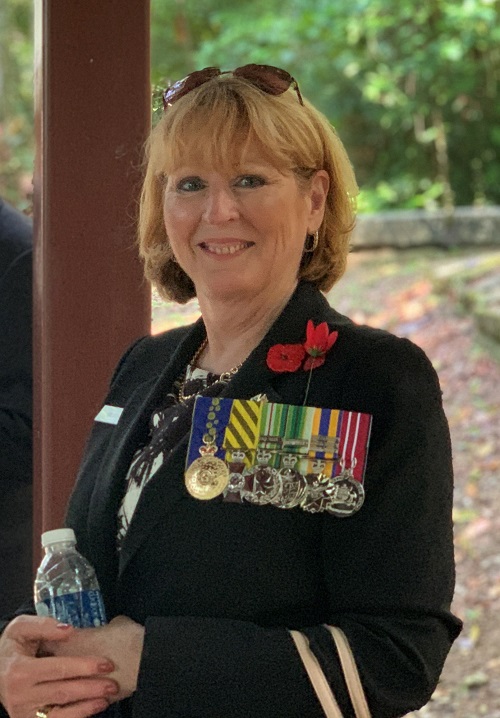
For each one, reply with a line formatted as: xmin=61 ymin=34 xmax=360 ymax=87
xmin=0 ymin=65 xmax=461 ymax=718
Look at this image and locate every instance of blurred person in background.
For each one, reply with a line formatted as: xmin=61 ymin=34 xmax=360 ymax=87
xmin=0 ymin=197 xmax=33 ymax=616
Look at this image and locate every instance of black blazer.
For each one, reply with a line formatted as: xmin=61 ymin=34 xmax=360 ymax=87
xmin=0 ymin=198 xmax=33 ymax=616
xmin=3 ymin=282 xmax=462 ymax=718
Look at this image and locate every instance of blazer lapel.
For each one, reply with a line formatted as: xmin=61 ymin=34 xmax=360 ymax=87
xmin=117 ymin=434 xmax=190 ymax=575
xmin=86 ymin=320 xmax=206 ymax=577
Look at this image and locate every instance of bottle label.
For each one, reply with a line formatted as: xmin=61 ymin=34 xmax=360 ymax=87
xmin=35 ymin=589 xmax=107 ymax=628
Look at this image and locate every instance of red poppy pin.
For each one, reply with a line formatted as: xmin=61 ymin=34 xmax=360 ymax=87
xmin=266 ymin=343 xmax=306 ymax=373
xmin=266 ymin=320 xmax=339 ymax=404
xmin=303 ymin=320 xmax=339 ymax=370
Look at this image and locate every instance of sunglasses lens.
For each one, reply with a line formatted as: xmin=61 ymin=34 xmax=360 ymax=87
xmin=235 ymin=64 xmax=292 ymax=95
xmin=234 ymin=64 xmax=303 ymax=105
xmin=163 ymin=67 xmax=221 ymax=108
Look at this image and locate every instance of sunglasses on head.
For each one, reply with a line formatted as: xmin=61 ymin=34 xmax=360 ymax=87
xmin=163 ymin=64 xmax=304 ymax=110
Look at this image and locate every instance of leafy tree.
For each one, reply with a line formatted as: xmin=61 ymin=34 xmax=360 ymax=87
xmin=0 ymin=0 xmax=34 ymax=210
xmin=151 ymin=0 xmax=500 ymax=210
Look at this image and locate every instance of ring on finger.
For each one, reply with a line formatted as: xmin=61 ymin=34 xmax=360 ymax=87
xmin=36 ymin=707 xmax=53 ymax=718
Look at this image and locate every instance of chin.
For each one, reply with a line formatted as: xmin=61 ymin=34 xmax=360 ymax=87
xmin=208 ymin=284 xmax=253 ymax=303
xmin=200 ymin=276 xmax=261 ymax=303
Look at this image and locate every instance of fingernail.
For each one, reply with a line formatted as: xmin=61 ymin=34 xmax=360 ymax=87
xmin=56 ymin=622 xmax=72 ymax=629
xmin=105 ymin=683 xmax=119 ymax=695
xmin=98 ymin=661 xmax=115 ymax=673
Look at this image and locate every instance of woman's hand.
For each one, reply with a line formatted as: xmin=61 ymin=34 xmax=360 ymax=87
xmin=0 ymin=615 xmax=118 ymax=718
xmin=42 ymin=616 xmax=145 ymax=703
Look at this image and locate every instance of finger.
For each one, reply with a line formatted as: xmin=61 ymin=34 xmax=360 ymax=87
xmin=5 ymin=616 xmax=75 ymax=645
xmin=2 ymin=676 xmax=119 ymax=718
xmin=25 ymin=698 xmax=111 ymax=718
xmin=108 ymin=615 xmax=133 ymax=627
xmin=37 ymin=656 xmax=115 ymax=683
xmin=29 ymin=677 xmax=119 ymax=708
xmin=3 ymin=655 xmax=115 ymax=694
xmin=51 ymin=698 xmax=111 ymax=718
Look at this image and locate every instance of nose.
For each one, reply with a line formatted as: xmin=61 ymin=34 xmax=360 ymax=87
xmin=202 ymin=187 xmax=239 ymax=224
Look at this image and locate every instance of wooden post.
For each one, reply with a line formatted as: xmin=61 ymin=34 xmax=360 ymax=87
xmin=32 ymin=0 xmax=151 ymax=550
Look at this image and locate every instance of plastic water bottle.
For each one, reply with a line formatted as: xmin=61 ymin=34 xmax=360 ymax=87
xmin=34 ymin=528 xmax=107 ymax=627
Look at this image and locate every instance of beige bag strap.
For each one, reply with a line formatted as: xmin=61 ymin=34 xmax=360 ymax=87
xmin=326 ymin=625 xmax=372 ymax=718
xmin=289 ymin=630 xmax=342 ymax=718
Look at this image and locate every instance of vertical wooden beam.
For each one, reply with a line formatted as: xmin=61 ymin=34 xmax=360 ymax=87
xmin=33 ymin=0 xmax=151 ymax=546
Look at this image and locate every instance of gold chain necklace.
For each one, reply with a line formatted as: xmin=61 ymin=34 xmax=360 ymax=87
xmin=177 ymin=338 xmax=243 ymax=403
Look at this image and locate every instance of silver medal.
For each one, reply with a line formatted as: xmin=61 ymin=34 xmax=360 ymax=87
xmin=324 ymin=469 xmax=365 ymax=517
xmin=245 ymin=449 xmax=280 ymax=505
xmin=274 ymin=454 xmax=307 ymax=509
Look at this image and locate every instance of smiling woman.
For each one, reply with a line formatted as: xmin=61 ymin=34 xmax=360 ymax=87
xmin=139 ymin=69 xmax=357 ymax=307
xmin=0 ymin=65 xmax=461 ymax=718
xmin=161 ymin=154 xmax=329 ymax=319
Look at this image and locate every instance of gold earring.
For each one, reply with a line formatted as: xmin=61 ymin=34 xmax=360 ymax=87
xmin=304 ymin=231 xmax=319 ymax=253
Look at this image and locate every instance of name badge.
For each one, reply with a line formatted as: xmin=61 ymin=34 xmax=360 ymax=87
xmin=94 ymin=404 xmax=123 ymax=425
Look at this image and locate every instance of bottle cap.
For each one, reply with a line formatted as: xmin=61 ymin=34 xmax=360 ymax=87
xmin=41 ymin=528 xmax=76 ymax=548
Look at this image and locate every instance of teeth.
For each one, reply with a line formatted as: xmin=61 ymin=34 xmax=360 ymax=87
xmin=204 ymin=242 xmax=248 ymax=255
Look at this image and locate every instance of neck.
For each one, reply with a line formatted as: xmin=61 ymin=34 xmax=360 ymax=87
xmin=195 ymin=282 xmax=297 ymax=375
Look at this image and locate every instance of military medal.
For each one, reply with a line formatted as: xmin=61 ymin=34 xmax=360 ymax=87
xmin=301 ymin=459 xmax=333 ymax=513
xmin=185 ymin=397 xmax=230 ymax=500
xmin=186 ymin=397 xmax=372 ymax=513
xmin=325 ymin=412 xmax=367 ymax=517
xmin=185 ymin=457 xmax=229 ymax=500
xmin=245 ymin=448 xmax=280 ymax=505
xmin=275 ymin=454 xmax=307 ymax=508
xmin=185 ymin=434 xmax=229 ymax=500
xmin=223 ymin=449 xmax=248 ymax=502
xmin=325 ymin=462 xmax=365 ymax=517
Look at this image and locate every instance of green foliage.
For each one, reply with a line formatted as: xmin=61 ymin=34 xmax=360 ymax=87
xmin=1 ymin=0 xmax=499 ymax=211
xmin=0 ymin=0 xmax=34 ymax=210
xmin=151 ymin=0 xmax=500 ymax=211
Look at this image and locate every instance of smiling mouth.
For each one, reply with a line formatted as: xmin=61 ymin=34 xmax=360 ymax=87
xmin=199 ymin=241 xmax=254 ymax=255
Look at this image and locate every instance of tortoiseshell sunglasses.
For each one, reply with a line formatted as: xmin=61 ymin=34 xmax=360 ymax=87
xmin=163 ymin=64 xmax=304 ymax=109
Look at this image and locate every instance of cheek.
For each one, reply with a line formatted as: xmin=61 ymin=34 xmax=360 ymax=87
xmin=163 ymin=202 xmax=194 ymax=238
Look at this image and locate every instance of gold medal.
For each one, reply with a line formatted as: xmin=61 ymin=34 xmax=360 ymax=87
xmin=185 ymin=405 xmax=229 ymax=499
xmin=185 ymin=455 xmax=229 ymax=500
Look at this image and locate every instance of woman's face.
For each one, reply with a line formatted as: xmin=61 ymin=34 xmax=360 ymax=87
xmin=162 ymin=143 xmax=328 ymax=306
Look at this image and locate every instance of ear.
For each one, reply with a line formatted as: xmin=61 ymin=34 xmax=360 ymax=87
xmin=307 ymin=170 xmax=329 ymax=232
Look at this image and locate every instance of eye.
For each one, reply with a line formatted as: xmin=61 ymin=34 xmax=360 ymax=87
xmin=176 ymin=176 xmax=206 ymax=192
xmin=235 ymin=175 xmax=266 ymax=189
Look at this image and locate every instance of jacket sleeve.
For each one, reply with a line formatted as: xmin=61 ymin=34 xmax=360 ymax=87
xmin=307 ymin=336 xmax=462 ymax=716
xmin=130 ymin=336 xmax=461 ymax=718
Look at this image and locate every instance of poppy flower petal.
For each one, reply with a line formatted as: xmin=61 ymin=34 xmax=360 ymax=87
xmin=327 ymin=330 xmax=339 ymax=350
xmin=316 ymin=322 xmax=329 ymax=348
xmin=267 ymin=344 xmax=306 ymax=372
xmin=306 ymin=319 xmax=315 ymax=346
xmin=304 ymin=354 xmax=326 ymax=371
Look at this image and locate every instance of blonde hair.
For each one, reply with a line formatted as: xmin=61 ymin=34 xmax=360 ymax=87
xmin=139 ymin=73 xmax=358 ymax=303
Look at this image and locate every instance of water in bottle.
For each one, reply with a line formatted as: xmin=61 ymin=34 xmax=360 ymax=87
xmin=34 ymin=528 xmax=107 ymax=627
